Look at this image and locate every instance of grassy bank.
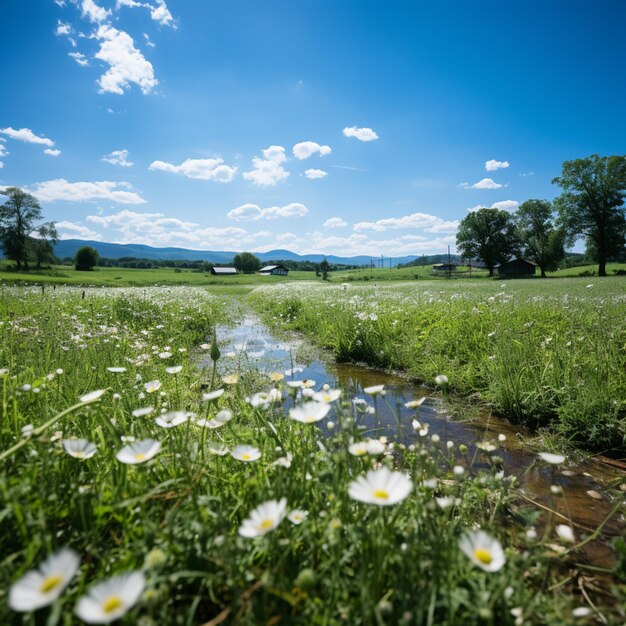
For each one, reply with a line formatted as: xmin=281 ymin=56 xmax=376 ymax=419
xmin=1 ymin=284 xmax=624 ymax=624
xmin=249 ymin=278 xmax=626 ymax=454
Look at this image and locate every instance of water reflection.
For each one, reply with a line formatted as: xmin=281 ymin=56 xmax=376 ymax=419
xmin=201 ymin=317 xmax=624 ymax=553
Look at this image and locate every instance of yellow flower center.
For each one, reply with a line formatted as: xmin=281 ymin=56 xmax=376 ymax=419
xmin=102 ymin=595 xmax=124 ymax=613
xmin=474 ymin=548 xmax=493 ymax=565
xmin=260 ymin=519 xmax=274 ymax=530
xmin=40 ymin=575 xmax=63 ymax=593
xmin=373 ymin=489 xmax=389 ymax=500
xmin=135 ymin=453 xmax=145 ymax=461
xmin=75 ymin=451 xmax=85 ymax=458
xmin=242 ymin=453 xmax=251 ymax=460
xmin=355 ymin=448 xmax=367 ymax=456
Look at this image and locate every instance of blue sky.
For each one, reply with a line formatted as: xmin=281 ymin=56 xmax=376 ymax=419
xmin=1 ymin=0 xmax=624 ymax=256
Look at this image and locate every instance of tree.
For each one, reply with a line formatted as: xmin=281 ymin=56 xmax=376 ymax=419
xmin=552 ymin=155 xmax=626 ymax=277
xmin=233 ymin=252 xmax=261 ymax=274
xmin=0 ymin=187 xmax=57 ymax=270
xmin=456 ymin=208 xmax=519 ymax=276
xmin=515 ymin=199 xmax=565 ymax=277
xmin=319 ymin=257 xmax=330 ymax=280
xmin=75 ymin=246 xmax=99 ymax=271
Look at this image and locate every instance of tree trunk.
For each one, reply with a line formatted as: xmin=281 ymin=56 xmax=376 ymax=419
xmin=540 ymin=267 xmax=546 ymax=278
xmin=598 ymin=258 xmax=607 ymax=277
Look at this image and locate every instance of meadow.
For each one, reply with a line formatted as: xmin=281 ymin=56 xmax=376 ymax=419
xmin=0 ymin=280 xmax=625 ymax=625
xmin=250 ymin=278 xmax=626 ymax=454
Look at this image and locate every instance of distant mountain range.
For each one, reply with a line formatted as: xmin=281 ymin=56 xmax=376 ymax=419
xmin=53 ymin=239 xmax=424 ymax=266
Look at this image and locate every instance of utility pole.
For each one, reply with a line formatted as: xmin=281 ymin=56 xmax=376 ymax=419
xmin=447 ymin=245 xmax=452 ymax=279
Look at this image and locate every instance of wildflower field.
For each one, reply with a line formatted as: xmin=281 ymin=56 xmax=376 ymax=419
xmin=1 ymin=282 xmax=625 ymax=625
xmin=251 ymin=278 xmax=626 ymax=454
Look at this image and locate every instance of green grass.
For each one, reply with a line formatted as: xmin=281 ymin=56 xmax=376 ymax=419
xmin=1 ymin=284 xmax=624 ymax=624
xmin=249 ymin=277 xmax=626 ymax=454
xmin=0 ymin=264 xmax=317 ymax=287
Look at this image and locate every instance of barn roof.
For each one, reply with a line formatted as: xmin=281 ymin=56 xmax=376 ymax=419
xmin=212 ymin=267 xmax=239 ymax=274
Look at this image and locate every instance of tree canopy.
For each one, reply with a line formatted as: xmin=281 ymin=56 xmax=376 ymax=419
xmin=0 ymin=187 xmax=57 ymax=270
xmin=75 ymin=246 xmax=100 ymax=271
xmin=233 ymin=252 xmax=261 ymax=274
xmin=515 ymin=200 xmax=565 ymax=277
xmin=456 ymin=208 xmax=519 ymax=276
xmin=552 ymin=154 xmax=626 ymax=276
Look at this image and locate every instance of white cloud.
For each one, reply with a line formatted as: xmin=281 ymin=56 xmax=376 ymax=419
xmin=149 ymin=158 xmax=237 ymax=182
xmin=143 ymin=33 xmax=156 ymax=48
xmin=84 ymin=209 xmax=252 ymax=249
xmin=343 ymin=126 xmax=378 ymax=142
xmin=30 ymin=179 xmax=146 ymax=204
xmin=116 ymin=0 xmax=175 ymax=27
xmin=485 ymin=159 xmax=509 ymax=171
xmin=103 ymin=149 xmax=134 ymax=167
xmin=69 ymin=52 xmax=89 ymax=66
xmin=55 ymin=221 xmax=103 ymax=240
xmin=293 ymin=141 xmax=332 ymax=160
xmin=94 ymin=25 xmax=158 ymax=95
xmin=304 ymin=168 xmax=327 ymax=179
xmin=150 ymin=0 xmax=174 ymax=26
xmin=0 ymin=127 xmax=55 ymax=147
xmin=56 ymin=20 xmax=72 ymax=36
xmin=54 ymin=1 xmax=66 ymax=6
xmin=467 ymin=200 xmax=519 ymax=213
xmin=0 ymin=140 xmax=9 ymax=166
xmin=44 ymin=148 xmax=62 ymax=157
xmin=227 ymin=203 xmax=308 ymax=221
xmin=243 ymin=145 xmax=289 ymax=187
xmin=353 ymin=212 xmax=459 ymax=234
xmin=324 ymin=217 xmax=347 ymax=228
xmin=82 ymin=0 xmax=111 ymax=23
xmin=459 ymin=178 xmax=504 ymax=190
xmin=491 ymin=200 xmax=519 ymax=212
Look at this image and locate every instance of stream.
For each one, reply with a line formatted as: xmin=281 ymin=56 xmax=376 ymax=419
xmin=202 ymin=315 xmax=625 ymax=565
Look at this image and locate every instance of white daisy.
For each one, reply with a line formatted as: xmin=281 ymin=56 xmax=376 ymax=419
xmin=116 ymin=439 xmax=161 ymax=464
xmin=289 ymin=401 xmax=331 ymax=424
xmin=79 ymin=389 xmax=106 ymax=403
xmin=288 ymin=509 xmax=308 ymax=525
xmin=363 ymin=384 xmax=384 ymax=396
xmin=9 ymin=548 xmax=80 ymax=611
xmin=348 ymin=467 xmax=413 ymax=506
xmin=435 ymin=374 xmax=449 ymax=385
xmin=74 ymin=571 xmax=145 ymax=624
xmin=196 ymin=410 xmax=233 ymax=429
xmin=538 ymin=452 xmax=566 ymax=465
xmin=202 ymin=389 xmax=225 ymax=401
xmin=107 ymin=367 xmax=126 ymax=373
xmin=131 ymin=406 xmax=154 ymax=418
xmin=405 ymin=398 xmax=426 ymax=408
xmin=62 ymin=439 xmax=97 ymax=460
xmin=556 ymin=524 xmax=575 ymax=543
xmin=459 ymin=530 xmax=506 ymax=572
xmin=222 ymin=374 xmax=239 ymax=385
xmin=247 ymin=389 xmax=281 ymax=408
xmin=165 ymin=366 xmax=182 ymax=375
xmin=144 ymin=380 xmax=161 ymax=393
xmin=231 ymin=445 xmax=261 ymax=462
xmin=238 ymin=498 xmax=288 ymax=538
xmin=312 ymin=389 xmax=342 ymax=403
xmin=155 ymin=411 xmax=188 ymax=428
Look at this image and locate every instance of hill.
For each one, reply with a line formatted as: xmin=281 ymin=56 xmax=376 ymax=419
xmin=53 ymin=239 xmax=419 ymax=267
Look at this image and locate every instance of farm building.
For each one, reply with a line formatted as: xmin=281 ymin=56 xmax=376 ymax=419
xmin=432 ymin=263 xmax=457 ymax=272
xmin=257 ymin=264 xmax=289 ymax=276
xmin=210 ymin=267 xmax=239 ymax=276
xmin=494 ymin=258 xmax=537 ymax=277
